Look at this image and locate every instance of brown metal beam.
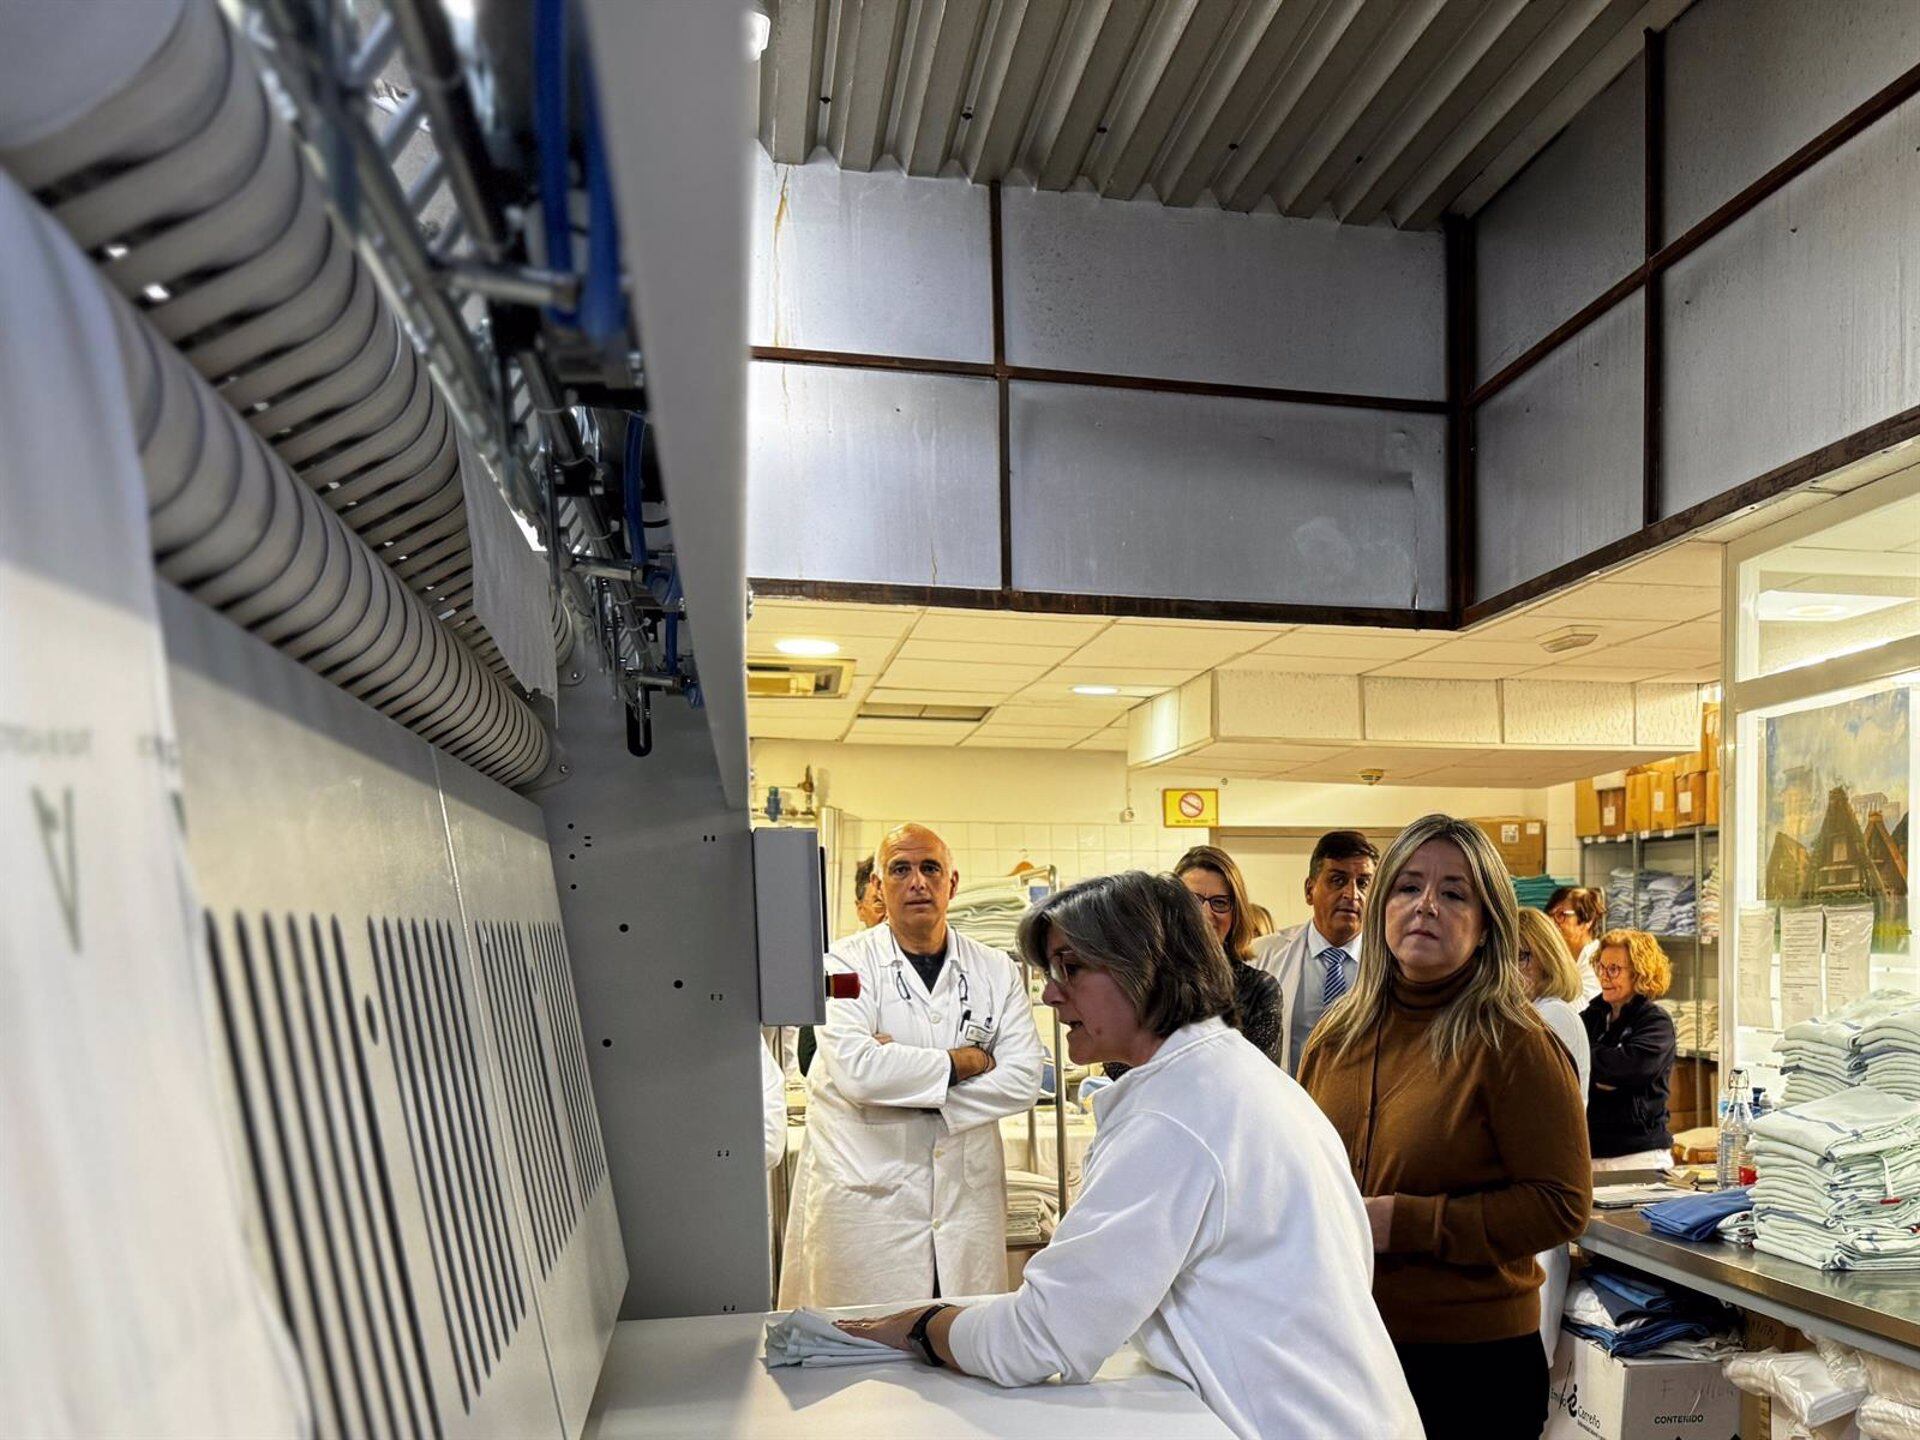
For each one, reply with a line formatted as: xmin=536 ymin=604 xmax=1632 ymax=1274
xmin=1462 ymin=405 xmax=1920 ymax=625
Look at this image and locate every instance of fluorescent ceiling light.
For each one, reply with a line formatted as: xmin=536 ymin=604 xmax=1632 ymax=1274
xmin=774 ymin=637 xmax=840 ymax=657
xmin=1071 ymin=684 xmax=1120 ymax=696
xmin=1756 ymin=590 xmax=1908 ymax=623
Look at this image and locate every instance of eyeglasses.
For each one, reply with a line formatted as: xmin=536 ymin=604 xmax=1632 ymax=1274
xmin=1191 ymin=895 xmax=1233 ymax=916
xmin=1595 ymin=963 xmax=1629 ymax=979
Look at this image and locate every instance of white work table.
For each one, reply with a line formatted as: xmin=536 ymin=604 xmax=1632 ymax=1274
xmin=582 ymin=1310 xmax=1234 ymax=1439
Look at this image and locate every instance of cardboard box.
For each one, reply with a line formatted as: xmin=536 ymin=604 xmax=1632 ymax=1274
xmin=1647 ymin=764 xmax=1679 ymax=831
xmin=1675 ymin=772 xmax=1707 ymax=826
xmin=1545 ymin=1332 xmax=1741 ymax=1440
xmin=1577 ymin=779 xmax=1603 ymax=838
xmin=1593 ymin=769 xmax=1631 ymax=791
xmin=1702 ymin=702 xmax=1722 ymax=767
xmin=1600 ymin=788 xmax=1628 ymax=838
xmin=1706 ymin=774 xmax=1720 ymax=827
xmin=1626 ymin=772 xmax=1655 ymax=832
xmin=1676 ymin=750 xmax=1711 ymax=778
xmin=1469 ymin=815 xmax=1547 ymax=876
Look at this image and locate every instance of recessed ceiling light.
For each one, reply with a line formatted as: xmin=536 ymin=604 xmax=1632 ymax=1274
xmin=1071 ymin=684 xmax=1120 ymax=696
xmin=774 ymin=637 xmax=840 ymax=657
xmin=1757 ymin=590 xmax=1907 ymax=624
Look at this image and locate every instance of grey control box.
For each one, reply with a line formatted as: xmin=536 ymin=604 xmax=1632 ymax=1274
xmin=752 ymin=826 xmax=828 ymax=1024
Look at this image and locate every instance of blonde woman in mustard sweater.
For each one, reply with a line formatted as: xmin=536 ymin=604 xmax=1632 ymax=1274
xmin=1300 ymin=814 xmax=1590 ymax=1440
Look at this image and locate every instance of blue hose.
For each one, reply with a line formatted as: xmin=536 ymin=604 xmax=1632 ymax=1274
xmin=578 ymin=62 xmax=624 ymax=343
xmin=533 ymin=0 xmax=575 ymax=324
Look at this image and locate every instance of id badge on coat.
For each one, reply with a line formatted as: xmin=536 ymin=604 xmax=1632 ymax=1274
xmin=962 ymin=1018 xmax=995 ymax=1048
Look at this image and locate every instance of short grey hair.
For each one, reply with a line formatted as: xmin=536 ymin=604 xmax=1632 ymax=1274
xmin=1017 ymin=871 xmax=1235 ymax=1037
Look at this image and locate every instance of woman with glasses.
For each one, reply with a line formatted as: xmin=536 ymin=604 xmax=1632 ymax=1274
xmin=1171 ymin=846 xmax=1285 ymax=1066
xmin=835 ymin=870 xmax=1421 ymax=1440
xmin=1545 ymin=885 xmax=1607 ymax=1003
xmin=1298 ymin=815 xmax=1589 ymax=1440
xmin=1582 ymin=929 xmax=1678 ymax=1172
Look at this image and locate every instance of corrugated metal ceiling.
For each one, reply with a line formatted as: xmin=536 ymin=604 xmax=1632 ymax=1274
xmin=757 ymin=0 xmax=1691 ymax=227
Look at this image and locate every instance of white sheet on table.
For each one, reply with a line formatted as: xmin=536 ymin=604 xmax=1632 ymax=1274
xmin=765 ymin=1309 xmax=916 ymax=1369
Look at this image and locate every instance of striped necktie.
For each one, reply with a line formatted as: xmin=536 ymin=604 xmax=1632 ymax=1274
xmin=1319 ymin=946 xmax=1350 ymax=1006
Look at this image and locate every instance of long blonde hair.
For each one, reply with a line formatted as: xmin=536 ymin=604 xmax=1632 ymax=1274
xmin=1516 ymin=907 xmax=1583 ymax=1004
xmin=1314 ymin=814 xmax=1541 ymax=1064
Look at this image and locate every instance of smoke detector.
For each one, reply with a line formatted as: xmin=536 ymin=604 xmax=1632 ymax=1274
xmin=1359 ymin=768 xmax=1385 ymax=786
xmin=1540 ymin=626 xmax=1601 ymax=655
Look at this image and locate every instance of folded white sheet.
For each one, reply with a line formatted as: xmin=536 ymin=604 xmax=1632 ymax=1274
xmin=765 ymin=1309 xmax=915 ymax=1369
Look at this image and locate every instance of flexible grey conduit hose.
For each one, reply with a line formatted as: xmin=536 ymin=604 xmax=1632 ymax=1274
xmin=1 ymin=0 xmax=550 ymax=786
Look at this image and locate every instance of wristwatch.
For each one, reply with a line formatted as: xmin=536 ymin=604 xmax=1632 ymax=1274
xmin=907 ymin=1303 xmax=951 ymax=1368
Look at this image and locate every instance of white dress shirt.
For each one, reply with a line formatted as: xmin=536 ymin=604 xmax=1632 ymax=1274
xmin=1288 ymin=923 xmax=1358 ymax=1073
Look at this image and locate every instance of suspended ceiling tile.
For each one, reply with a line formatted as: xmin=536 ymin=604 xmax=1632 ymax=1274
xmin=1367 ymin=659 xmax=1536 ymax=679
xmin=843 ymin=718 xmax=976 ymax=744
xmin=910 ymin=610 xmax=1113 ymax=645
xmin=749 ymin=599 xmax=921 ymax=637
xmin=1460 ymin=611 xmax=1674 ymax=647
xmin=1411 ymin=638 xmax=1566 ymax=665
xmin=1109 ymin=617 xmax=1296 ymax=635
xmin=1528 ymin=580 xmax=1723 ymax=622
xmin=1050 ymin=665 xmax=1203 ymax=690
xmin=998 ymin=685 xmax=1146 ymax=717
xmin=985 ymin=703 xmax=1126 ymax=728
xmin=1190 ymin=740 xmax=1358 ymax=764
xmin=1074 ymin=730 xmax=1131 ymax=751
xmin=878 ymin=656 xmax=1058 ymax=691
xmin=1067 ymin=623 xmax=1267 ymax=670
xmin=1223 ymin=653 xmax=1381 ymax=676
xmin=866 ymin=686 xmax=1016 ymax=706
xmin=1608 ymin=541 xmax=1724 ymax=589
xmin=1255 ymin=630 xmax=1439 ymax=659
xmin=1700 ymin=491 xmax=1832 ymax=541
xmin=961 ymin=733 xmax=1083 ymax=749
xmin=891 ymin=637 xmax=1082 ymax=665
xmin=1632 ymin=617 xmax=1723 ymax=651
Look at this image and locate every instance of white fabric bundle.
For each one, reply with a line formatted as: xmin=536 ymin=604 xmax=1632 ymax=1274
xmin=1779 ymin=994 xmax=1920 ymax=1105
xmin=1862 ymin=1009 xmax=1920 ymax=1101
xmin=1862 ymin=1355 xmax=1920 ymax=1410
xmin=1860 ymin=1394 xmax=1920 ymax=1440
xmin=1004 ymin=1168 xmax=1061 ymax=1246
xmin=1751 ymin=1088 xmax=1920 ymax=1271
xmin=764 ymin=1309 xmax=915 ymax=1369
xmin=1724 ymin=1345 xmax=1867 ymax=1427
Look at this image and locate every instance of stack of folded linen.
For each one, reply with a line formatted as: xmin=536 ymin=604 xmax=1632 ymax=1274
xmin=1004 ymin=1168 xmax=1060 ymax=1247
xmin=1561 ymin=1265 xmax=1739 ymax=1358
xmin=1607 ymin=868 xmax=1637 ymax=931
xmin=1640 ymin=871 xmax=1698 ymax=936
xmin=1775 ymin=991 xmax=1920 ymax=1104
xmin=1861 ymin=1004 xmax=1920 ymax=1101
xmin=1661 ymin=999 xmax=1722 ymax=1055
xmin=1859 ymin=1352 xmax=1920 ymax=1440
xmin=1699 ymin=860 xmax=1722 ymax=944
xmin=949 ymin=880 xmax=1035 ymax=954
xmin=1644 ymin=1186 xmax=1751 ymax=1241
xmin=765 ymin=1309 xmax=913 ymax=1369
xmin=1750 ymin=1087 xmax=1920 ymax=1271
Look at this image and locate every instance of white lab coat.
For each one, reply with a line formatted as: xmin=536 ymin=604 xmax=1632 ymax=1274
xmin=778 ymin=925 xmax=1045 ymax=1309
xmin=1533 ymin=995 xmax=1591 ymax=1362
xmin=761 ymin=1039 xmax=788 ymax=1171
xmin=950 ymin=1019 xmax=1423 ymax=1440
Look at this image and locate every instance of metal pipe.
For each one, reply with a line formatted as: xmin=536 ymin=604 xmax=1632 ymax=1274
xmin=439 ymin=260 xmax=578 ymax=310
xmin=406 ymin=153 xmax=446 ymax=212
xmin=381 ymin=87 xmax=426 ymax=158
xmin=384 ymin=0 xmax=511 ymax=258
xmin=350 ymin=11 xmax=399 ymax=88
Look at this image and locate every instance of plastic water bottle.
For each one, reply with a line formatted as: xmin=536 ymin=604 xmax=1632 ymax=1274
xmin=1718 ymin=1068 xmax=1753 ymax=1189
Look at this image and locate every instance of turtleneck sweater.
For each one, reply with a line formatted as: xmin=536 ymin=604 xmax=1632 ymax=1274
xmin=1298 ymin=964 xmax=1591 ymax=1344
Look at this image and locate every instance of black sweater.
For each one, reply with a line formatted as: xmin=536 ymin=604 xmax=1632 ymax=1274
xmin=1580 ymin=993 xmax=1676 ymax=1158
xmin=1107 ymin=959 xmax=1284 ymax=1080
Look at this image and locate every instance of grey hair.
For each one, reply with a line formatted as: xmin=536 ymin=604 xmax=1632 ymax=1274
xmin=1017 ymin=870 xmax=1235 ymax=1037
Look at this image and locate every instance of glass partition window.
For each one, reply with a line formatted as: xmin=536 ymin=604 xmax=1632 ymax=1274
xmin=1734 ymin=489 xmax=1920 ymax=683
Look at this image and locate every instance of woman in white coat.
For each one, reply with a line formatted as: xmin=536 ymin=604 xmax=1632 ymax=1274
xmin=779 ymin=824 xmax=1046 ymax=1309
xmin=839 ymin=871 xmax=1422 ymax=1440
xmin=1515 ymin=907 xmax=1593 ymax=1362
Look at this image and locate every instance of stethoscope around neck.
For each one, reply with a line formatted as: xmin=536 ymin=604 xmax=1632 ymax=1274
xmin=889 ymin=950 xmax=970 ymax=1008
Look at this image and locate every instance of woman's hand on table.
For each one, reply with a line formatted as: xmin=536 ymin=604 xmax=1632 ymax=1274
xmin=833 ymin=1309 xmax=920 ymax=1353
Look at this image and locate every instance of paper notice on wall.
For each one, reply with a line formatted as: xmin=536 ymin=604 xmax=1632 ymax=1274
xmin=1779 ymin=908 xmax=1827 ymax=1026
xmin=1736 ymin=905 xmax=1776 ymax=1028
xmin=1823 ymin=906 xmax=1875 ymax=1009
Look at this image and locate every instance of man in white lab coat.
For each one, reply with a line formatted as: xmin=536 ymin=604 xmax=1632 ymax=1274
xmin=1249 ymin=830 xmax=1379 ymax=1074
xmin=778 ymin=824 xmax=1046 ymax=1309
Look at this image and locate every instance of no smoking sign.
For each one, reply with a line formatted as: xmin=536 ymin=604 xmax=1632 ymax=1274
xmin=1162 ymin=787 xmax=1219 ymax=827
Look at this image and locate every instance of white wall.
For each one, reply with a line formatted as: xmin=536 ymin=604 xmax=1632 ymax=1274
xmin=751 ymin=739 xmax=1576 ymax=932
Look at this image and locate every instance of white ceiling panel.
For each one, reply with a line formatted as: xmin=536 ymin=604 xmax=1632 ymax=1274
xmin=891 ymin=637 xmax=1083 ymax=665
xmin=1368 ymin=659 xmax=1537 ymax=679
xmin=1073 ymin=730 xmax=1131 ymax=751
xmin=843 ymin=719 xmax=981 ymax=745
xmin=746 ymin=713 xmax=854 ymax=740
xmin=1413 ymin=638 xmax=1571 ymax=665
xmin=1067 ymin=624 xmax=1266 ymax=670
xmin=866 ymin=687 xmax=1014 ymax=706
xmin=910 ymin=611 xmax=1113 ymax=646
xmin=1223 ymin=653 xmax=1381 ymax=676
xmin=1255 ymin=630 xmax=1440 ymax=659
xmin=878 ymin=657 xmax=1059 ymax=691
xmin=1512 ymin=663 xmax=1675 ymax=683
xmin=1605 ymin=541 xmax=1723 ymax=589
xmin=1529 ymin=580 xmax=1723 ymax=622
xmin=1049 ymin=665 xmax=1207 ymax=690
xmin=962 ymin=733 xmax=1083 ymax=749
